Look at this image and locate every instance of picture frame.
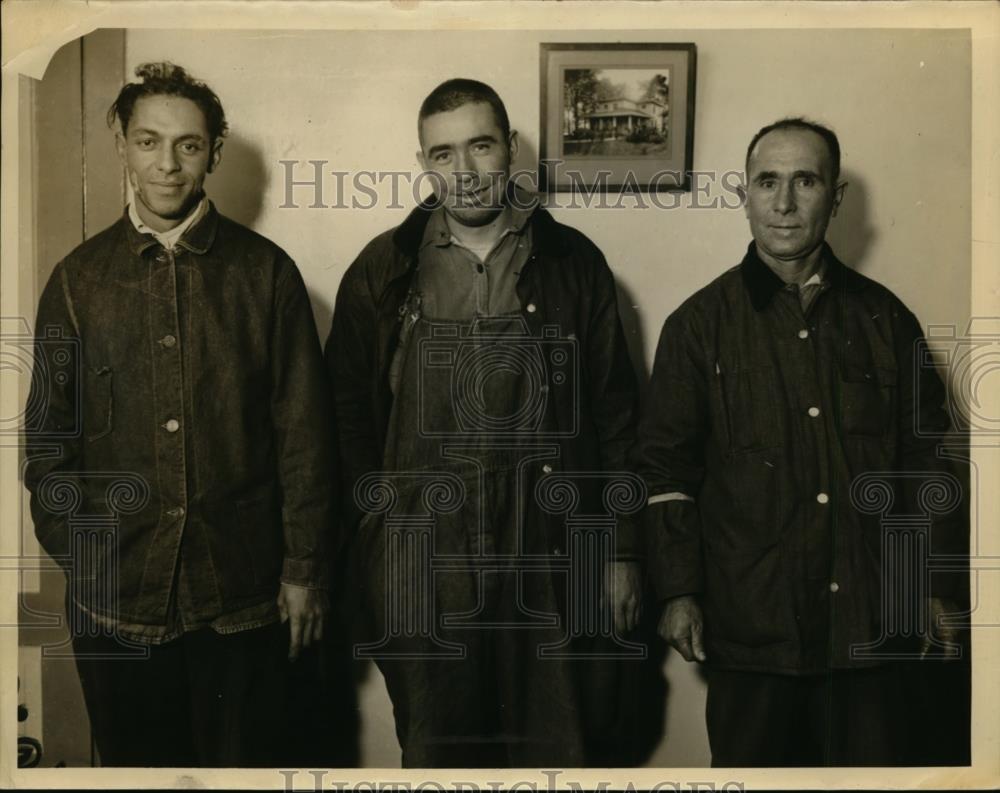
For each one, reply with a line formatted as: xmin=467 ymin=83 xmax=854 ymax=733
xmin=539 ymin=43 xmax=697 ymax=193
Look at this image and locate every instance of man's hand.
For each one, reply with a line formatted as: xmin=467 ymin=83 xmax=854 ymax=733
xmin=658 ymin=594 xmax=707 ymax=662
xmin=920 ymin=596 xmax=964 ymax=659
xmin=604 ymin=561 xmax=642 ymax=634
xmin=277 ymin=582 xmax=328 ymax=661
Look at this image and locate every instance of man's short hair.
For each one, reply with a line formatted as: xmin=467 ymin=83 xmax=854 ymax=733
xmin=108 ymin=62 xmax=229 ymax=145
xmin=418 ymin=78 xmax=511 ymax=142
xmin=746 ymin=117 xmax=841 ymax=184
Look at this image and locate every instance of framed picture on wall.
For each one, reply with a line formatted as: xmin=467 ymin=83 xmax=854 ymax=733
xmin=539 ymin=43 xmax=697 ymax=193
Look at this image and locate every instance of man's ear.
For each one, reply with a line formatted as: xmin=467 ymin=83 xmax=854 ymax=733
xmin=831 ymin=180 xmax=847 ymax=217
xmin=115 ymin=132 xmax=127 ymax=166
xmin=507 ymin=129 xmax=520 ymax=163
xmin=736 ymin=182 xmax=749 ymax=217
xmin=208 ymin=139 xmax=224 ymax=174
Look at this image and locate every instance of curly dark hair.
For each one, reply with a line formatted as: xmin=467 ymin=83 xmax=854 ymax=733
xmin=107 ymin=62 xmax=229 ymax=144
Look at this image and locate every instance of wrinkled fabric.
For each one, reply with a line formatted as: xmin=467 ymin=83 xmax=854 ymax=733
xmin=365 ymin=308 xmax=587 ymax=765
xmin=325 ymin=198 xmax=642 ymax=765
xmin=326 ymin=198 xmax=640 ymax=559
xmin=632 ymin=242 xmax=964 ymax=672
xmin=24 ymin=204 xmax=336 ymax=641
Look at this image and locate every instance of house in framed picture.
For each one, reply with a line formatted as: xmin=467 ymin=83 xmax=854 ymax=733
xmin=564 ymin=69 xmax=671 ymax=157
xmin=541 ymin=43 xmax=696 ymax=191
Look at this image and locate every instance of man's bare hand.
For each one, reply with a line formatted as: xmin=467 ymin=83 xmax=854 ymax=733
xmin=278 ymin=583 xmax=328 ymax=661
xmin=658 ymin=594 xmax=707 ymax=662
xmin=604 ymin=561 xmax=642 ymax=634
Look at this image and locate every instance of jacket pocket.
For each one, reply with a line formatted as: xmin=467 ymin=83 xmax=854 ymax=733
xmin=235 ymin=486 xmax=283 ymax=586
xmin=704 ymin=542 xmax=791 ymax=648
xmin=839 ymin=363 xmax=897 ymax=437
xmin=717 ymin=364 xmax=782 ymax=453
xmin=84 ymin=366 xmax=113 ymax=442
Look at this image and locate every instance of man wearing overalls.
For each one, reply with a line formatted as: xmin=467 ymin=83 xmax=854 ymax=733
xmin=326 ymin=79 xmax=643 ymax=767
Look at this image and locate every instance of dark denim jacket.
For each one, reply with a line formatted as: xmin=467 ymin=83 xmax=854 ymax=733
xmin=632 ymin=242 xmax=965 ymax=673
xmin=324 ymin=200 xmax=640 ymax=559
xmin=23 ymin=204 xmax=336 ymax=636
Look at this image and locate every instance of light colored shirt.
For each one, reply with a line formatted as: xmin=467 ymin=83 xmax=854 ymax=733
xmin=415 ymin=199 xmax=536 ymax=320
xmin=128 ymin=195 xmax=209 ymax=250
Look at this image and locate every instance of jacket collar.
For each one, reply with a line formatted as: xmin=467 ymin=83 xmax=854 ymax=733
xmin=124 ymin=200 xmax=219 ymax=256
xmin=740 ymin=240 xmax=867 ymax=311
xmin=392 ymin=188 xmax=572 ymax=262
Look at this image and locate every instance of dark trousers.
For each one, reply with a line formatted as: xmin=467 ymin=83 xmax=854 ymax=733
xmin=375 ymin=566 xmax=587 ymax=768
xmin=72 ymin=620 xmax=287 ymax=767
xmin=705 ymin=665 xmax=908 ymax=767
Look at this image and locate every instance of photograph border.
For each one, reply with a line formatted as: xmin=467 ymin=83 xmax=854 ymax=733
xmin=1 ymin=1 xmax=998 ymax=790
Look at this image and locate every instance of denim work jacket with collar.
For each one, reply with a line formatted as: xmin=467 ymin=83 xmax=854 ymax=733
xmin=24 ymin=203 xmax=336 ymax=641
xmin=324 ymin=198 xmax=641 ymax=561
xmin=631 ymin=241 xmax=966 ymax=673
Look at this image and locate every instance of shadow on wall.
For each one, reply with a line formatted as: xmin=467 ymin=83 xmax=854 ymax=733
xmin=208 ymin=131 xmax=340 ymax=339
xmin=826 ymin=168 xmax=877 ymax=273
xmin=212 ymin=133 xmax=267 ymax=228
xmin=514 ymin=134 xmax=537 ymax=192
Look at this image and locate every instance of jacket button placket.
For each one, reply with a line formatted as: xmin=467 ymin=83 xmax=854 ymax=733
xmin=783 ymin=289 xmax=837 ymax=670
xmin=147 ymin=246 xmax=189 ymax=618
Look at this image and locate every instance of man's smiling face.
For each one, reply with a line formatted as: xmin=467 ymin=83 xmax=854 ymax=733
xmin=417 ymin=101 xmax=518 ymax=228
xmin=116 ymin=94 xmax=222 ymax=232
xmin=743 ymin=127 xmax=844 ymax=268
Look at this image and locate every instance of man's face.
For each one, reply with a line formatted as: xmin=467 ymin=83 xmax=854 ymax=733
xmin=742 ymin=128 xmax=844 ymax=267
xmin=116 ymin=94 xmax=221 ymax=232
xmin=417 ymin=101 xmax=517 ymax=228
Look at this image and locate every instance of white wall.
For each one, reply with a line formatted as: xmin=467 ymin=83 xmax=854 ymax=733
xmin=123 ymin=27 xmax=972 ymax=768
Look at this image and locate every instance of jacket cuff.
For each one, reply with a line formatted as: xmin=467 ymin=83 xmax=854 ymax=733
xmin=613 ymin=513 xmax=641 ymax=561
xmin=280 ymin=557 xmax=329 ymax=589
xmin=643 ymin=500 xmax=704 ymax=602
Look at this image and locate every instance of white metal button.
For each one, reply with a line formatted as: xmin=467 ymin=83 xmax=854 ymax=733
xmin=808 ymin=407 xmax=821 ymax=418
xmin=164 ymin=419 xmax=180 ymax=433
xmin=816 ymin=492 xmax=829 ymax=504
xmin=542 ymin=464 xmax=553 ymax=474
xmin=829 ymin=582 xmax=840 ymax=593
xmin=160 ymin=334 xmax=177 ymax=348
xmin=526 ymin=303 xmax=537 ymax=313
xmin=166 ymin=506 xmax=185 ymax=518
xmin=798 ymin=329 xmax=809 ymax=339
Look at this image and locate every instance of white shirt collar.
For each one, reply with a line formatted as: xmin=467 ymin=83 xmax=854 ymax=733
xmin=128 ymin=196 xmax=209 ymax=250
